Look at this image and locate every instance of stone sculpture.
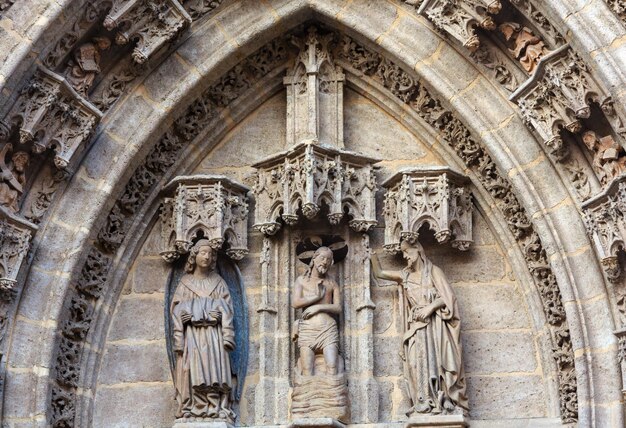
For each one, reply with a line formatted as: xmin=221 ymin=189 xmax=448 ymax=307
xmin=291 ymin=245 xmax=348 ymax=422
xmin=170 ymin=239 xmax=236 ymax=421
xmin=499 ymin=22 xmax=549 ymax=74
xmin=64 ymin=38 xmax=111 ymax=96
xmin=371 ymin=239 xmax=468 ymax=417
xmin=582 ymin=131 xmax=626 ymax=186
xmin=0 ymin=144 xmax=29 ymax=214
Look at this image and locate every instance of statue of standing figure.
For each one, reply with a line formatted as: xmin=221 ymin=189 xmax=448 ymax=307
xmin=170 ymin=240 xmax=236 ymax=421
xmin=371 ymin=239 xmax=468 ymax=417
xmin=291 ymin=245 xmax=349 ymax=422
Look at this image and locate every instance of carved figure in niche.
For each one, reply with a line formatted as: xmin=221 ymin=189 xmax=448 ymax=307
xmin=64 ymin=37 xmax=111 ymax=96
xmin=293 ymin=246 xmax=341 ymax=375
xmin=170 ymin=240 xmax=235 ymax=421
xmin=291 ymin=238 xmax=349 ymax=422
xmin=499 ymin=22 xmax=549 ymax=74
xmin=582 ymin=131 xmax=626 ymax=186
xmin=0 ymin=144 xmax=29 ymax=214
xmin=371 ymin=239 xmax=468 ymax=416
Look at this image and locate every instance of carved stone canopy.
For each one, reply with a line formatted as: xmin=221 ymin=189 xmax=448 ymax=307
xmin=252 ymin=142 xmax=379 ymax=235
xmin=160 ymin=175 xmax=250 ymax=262
xmin=417 ymin=0 xmax=502 ymax=52
xmin=582 ymin=175 xmax=626 ymax=282
xmin=1 ymin=67 xmax=103 ymax=170
xmin=0 ymin=207 xmax=36 ymax=301
xmin=382 ymin=166 xmax=473 ymax=253
xmin=103 ymin=0 xmax=192 ymax=64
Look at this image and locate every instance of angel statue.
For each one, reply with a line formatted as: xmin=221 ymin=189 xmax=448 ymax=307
xmin=371 ymin=239 xmax=468 ymax=417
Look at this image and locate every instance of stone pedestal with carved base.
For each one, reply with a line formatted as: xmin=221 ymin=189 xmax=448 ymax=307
xmin=289 ymin=417 xmax=347 ymax=428
xmin=405 ymin=415 xmax=469 ymax=428
xmin=173 ymin=419 xmax=234 ymax=428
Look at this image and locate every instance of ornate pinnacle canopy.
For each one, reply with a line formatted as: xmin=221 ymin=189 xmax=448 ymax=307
xmin=160 ymin=175 xmax=250 ymax=261
xmin=382 ymin=166 xmax=474 ymax=252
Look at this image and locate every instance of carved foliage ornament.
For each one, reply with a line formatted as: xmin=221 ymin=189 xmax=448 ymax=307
xmin=103 ymin=0 xmax=192 ymax=64
xmin=252 ymin=143 xmax=379 ymax=235
xmin=382 ymin=167 xmax=473 ymax=253
xmin=160 ymin=175 xmax=250 ymax=261
xmin=415 ymin=0 xmax=502 ymax=52
xmin=0 ymin=210 xmax=35 ymax=301
xmin=2 ymin=67 xmax=103 ymax=170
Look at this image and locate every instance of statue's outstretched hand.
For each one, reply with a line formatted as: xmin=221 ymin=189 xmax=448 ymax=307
xmin=302 ymin=306 xmax=318 ymax=320
xmin=180 ymin=312 xmax=192 ymax=324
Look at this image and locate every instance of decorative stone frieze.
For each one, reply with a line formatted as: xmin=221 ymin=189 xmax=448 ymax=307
xmin=1 ymin=67 xmax=103 ymax=170
xmin=252 ymin=142 xmax=379 ymax=235
xmin=103 ymin=0 xmax=192 ymax=64
xmin=160 ymin=175 xmax=250 ymax=261
xmin=606 ymin=0 xmax=626 ymax=23
xmin=582 ymin=176 xmax=626 ymax=282
xmin=0 ymin=208 xmax=36 ymax=301
xmin=382 ymin=167 xmax=473 ymax=253
xmin=415 ymin=0 xmax=502 ymax=51
xmin=511 ymin=45 xmax=610 ymax=160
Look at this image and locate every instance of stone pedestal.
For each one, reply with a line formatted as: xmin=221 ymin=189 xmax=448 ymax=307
xmin=173 ymin=419 xmax=234 ymax=428
xmin=289 ymin=417 xmax=346 ymax=428
xmin=405 ymin=415 xmax=469 ymax=428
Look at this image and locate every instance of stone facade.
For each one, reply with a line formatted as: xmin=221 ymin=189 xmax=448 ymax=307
xmin=0 ymin=1 xmax=625 ymax=427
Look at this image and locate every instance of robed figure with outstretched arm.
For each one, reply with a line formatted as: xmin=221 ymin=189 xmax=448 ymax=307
xmin=371 ymin=239 xmax=468 ymax=416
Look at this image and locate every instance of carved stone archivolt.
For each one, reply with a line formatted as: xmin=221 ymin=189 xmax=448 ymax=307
xmin=160 ymin=175 xmax=250 ymax=262
xmin=103 ymin=0 xmax=192 ymax=64
xmin=1 ymin=67 xmax=102 ymax=170
xmin=382 ymin=167 xmax=473 ymax=253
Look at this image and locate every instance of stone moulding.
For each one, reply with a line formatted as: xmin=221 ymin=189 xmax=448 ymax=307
xmin=582 ymin=174 xmax=626 ymax=282
xmin=510 ymin=45 xmax=610 ymax=160
xmin=103 ymin=0 xmax=192 ymax=64
xmin=416 ymin=0 xmax=502 ymax=52
xmin=252 ymin=142 xmax=379 ymax=235
xmin=160 ymin=175 xmax=250 ymax=261
xmin=0 ymin=207 xmax=36 ymax=301
xmin=1 ymin=67 xmax=103 ymax=170
xmin=382 ymin=167 xmax=473 ymax=253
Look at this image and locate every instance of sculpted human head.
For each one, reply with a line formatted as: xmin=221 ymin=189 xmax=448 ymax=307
xmin=185 ymin=239 xmax=217 ymax=273
xmin=12 ymin=151 xmax=29 ymax=172
xmin=400 ymin=239 xmax=425 ymax=270
xmin=310 ymin=246 xmax=334 ymax=276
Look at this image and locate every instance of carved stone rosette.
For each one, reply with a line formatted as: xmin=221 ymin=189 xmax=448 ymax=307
xmin=582 ymin=176 xmax=626 ymax=282
xmin=160 ymin=175 xmax=250 ymax=262
xmin=417 ymin=0 xmax=502 ymax=51
xmin=382 ymin=167 xmax=473 ymax=253
xmin=1 ymin=67 xmax=103 ymax=170
xmin=252 ymin=142 xmax=379 ymax=235
xmin=0 ymin=207 xmax=36 ymax=301
xmin=103 ymin=0 xmax=192 ymax=64
xmin=511 ymin=45 xmax=610 ymax=160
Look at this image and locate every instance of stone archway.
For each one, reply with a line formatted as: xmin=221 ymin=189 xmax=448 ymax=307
xmin=0 ymin=1 xmax=625 ymax=427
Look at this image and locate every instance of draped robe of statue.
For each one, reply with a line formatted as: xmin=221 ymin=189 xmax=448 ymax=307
xmin=401 ymin=258 xmax=469 ymax=415
xmin=171 ymin=271 xmax=235 ymax=418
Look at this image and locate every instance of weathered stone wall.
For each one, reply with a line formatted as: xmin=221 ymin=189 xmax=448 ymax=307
xmin=93 ymin=89 xmax=555 ymax=426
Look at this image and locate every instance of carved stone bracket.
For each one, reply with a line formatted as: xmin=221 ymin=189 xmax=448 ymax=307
xmin=382 ymin=167 xmax=473 ymax=253
xmin=103 ymin=0 xmax=192 ymax=64
xmin=511 ymin=45 xmax=610 ymax=160
xmin=0 ymin=207 xmax=36 ymax=301
xmin=417 ymin=0 xmax=502 ymax=52
xmin=252 ymin=142 xmax=379 ymax=235
xmin=1 ymin=67 xmax=103 ymax=170
xmin=160 ymin=175 xmax=250 ymax=262
xmin=582 ymin=175 xmax=626 ymax=282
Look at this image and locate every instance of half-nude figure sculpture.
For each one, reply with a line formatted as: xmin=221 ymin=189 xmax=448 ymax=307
xmin=291 ymin=245 xmax=349 ymax=422
xmin=170 ymin=240 xmax=236 ymax=421
xmin=371 ymin=239 xmax=468 ymax=416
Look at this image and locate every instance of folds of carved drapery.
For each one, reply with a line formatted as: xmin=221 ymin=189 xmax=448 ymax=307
xmin=382 ymin=167 xmax=474 ymax=253
xmin=160 ymin=175 xmax=250 ymax=261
